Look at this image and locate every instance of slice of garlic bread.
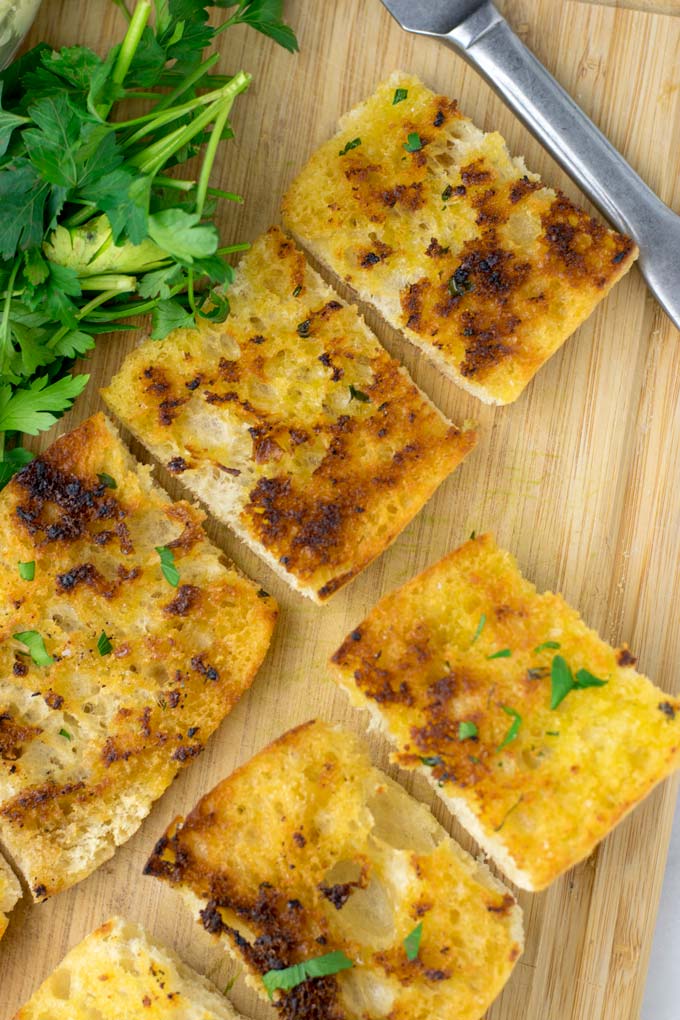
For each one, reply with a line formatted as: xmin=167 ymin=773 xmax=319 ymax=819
xmin=12 ymin=916 xmax=245 ymax=1020
xmin=282 ymin=72 xmax=637 ymax=405
xmin=144 ymin=719 xmax=523 ymax=1020
xmin=0 ymin=852 xmax=20 ymax=940
xmin=330 ymin=534 xmax=680 ymax=890
xmin=0 ymin=413 xmax=276 ymax=901
xmin=102 ymin=228 xmax=476 ymax=602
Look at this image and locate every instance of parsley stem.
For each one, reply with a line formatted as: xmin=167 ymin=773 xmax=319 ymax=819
xmin=119 ymin=79 xmax=239 ymax=147
xmin=0 ymin=259 xmax=20 ymax=376
xmin=77 ymin=274 xmax=138 ymax=292
xmin=216 ymin=243 xmax=250 ymax=255
xmin=112 ymin=0 xmax=133 ymax=21
xmin=195 ymin=100 xmax=232 ymax=218
xmin=47 ymin=289 xmax=129 ymax=350
xmin=145 ymin=52 xmax=222 ymax=114
xmin=97 ymin=0 xmax=152 ymax=119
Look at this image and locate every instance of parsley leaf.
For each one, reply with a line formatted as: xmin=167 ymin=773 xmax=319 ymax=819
xmin=471 ymin=613 xmax=486 ymax=644
xmin=487 ymin=648 xmax=511 ymax=660
xmin=0 ymin=374 xmax=88 ymax=434
xmin=420 ymin=755 xmax=444 ymax=768
xmin=59 ymin=727 xmax=72 ymax=740
xmin=403 ymin=132 xmax=423 ymax=152
xmin=0 ymin=446 xmax=33 ymax=487
xmin=338 ymin=137 xmax=361 ymax=156
xmin=497 ymin=706 xmax=521 ymax=751
xmin=534 ymin=640 xmax=561 ymax=653
xmin=218 ymin=0 xmax=299 ymax=53
xmin=393 ymin=87 xmax=408 ymax=105
xmin=156 ymin=545 xmax=180 ymax=587
xmin=348 ymin=384 xmax=370 ymax=402
xmin=13 ymin=629 xmax=53 ymax=666
xmin=97 ymin=472 xmax=117 ymax=489
xmin=262 ymin=951 xmax=353 ymax=999
xmin=147 ymin=209 xmax=219 ymax=263
xmin=458 ymin=720 xmax=478 ymax=741
xmin=18 ymin=560 xmax=35 ymax=581
xmin=550 ymin=654 xmax=573 ymax=709
xmin=97 ymin=630 xmax=113 ymax=656
xmin=403 ymin=922 xmax=422 ymax=961
xmin=151 ymin=298 xmax=195 ymax=340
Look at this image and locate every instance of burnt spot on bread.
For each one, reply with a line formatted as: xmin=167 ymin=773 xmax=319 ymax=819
xmin=57 ymin=562 xmax=113 ymax=598
xmin=358 ymin=239 xmax=394 ymax=268
xmin=0 ymin=711 xmax=42 ymax=761
xmin=167 ymin=456 xmax=188 ymax=474
xmin=509 ymin=176 xmax=541 ymax=204
xmin=163 ymin=584 xmax=201 ymax=617
xmin=43 ymin=691 xmax=64 ymax=710
xmin=460 ymin=161 xmax=492 ymax=186
xmin=1 ymin=780 xmax=87 ymax=823
xmin=659 ymin=701 xmax=677 ymax=721
xmin=616 ymin=646 xmax=637 ymax=668
xmin=380 ymin=181 xmax=425 ymax=211
xmin=425 ymin=238 xmax=450 ymax=258
xmin=541 ymin=193 xmax=635 ymax=283
xmin=191 ymin=654 xmax=219 ymax=681
xmin=14 ymin=458 xmax=125 ymax=545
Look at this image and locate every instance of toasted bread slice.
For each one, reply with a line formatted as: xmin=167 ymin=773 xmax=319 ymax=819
xmin=102 ymin=228 xmax=476 ymax=602
xmin=0 ymin=413 xmax=276 ymax=901
xmin=0 ymin=851 xmax=20 ymax=940
xmin=12 ymin=915 xmax=245 ymax=1020
xmin=282 ymin=72 xmax=637 ymax=405
xmin=145 ymin=719 xmax=523 ymax=1020
xmin=330 ymin=534 xmax=680 ymax=890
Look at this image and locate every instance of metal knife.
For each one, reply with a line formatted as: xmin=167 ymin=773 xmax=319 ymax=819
xmin=379 ymin=0 xmax=680 ymax=330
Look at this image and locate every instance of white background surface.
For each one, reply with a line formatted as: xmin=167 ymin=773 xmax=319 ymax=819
xmin=642 ymin=792 xmax=680 ymax=1019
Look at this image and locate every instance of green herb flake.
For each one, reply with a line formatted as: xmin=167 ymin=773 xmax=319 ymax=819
xmin=18 ymin=560 xmax=35 ymax=581
xmin=469 ymin=754 xmax=481 ymax=764
xmin=442 ymin=184 xmax=453 ymax=201
xmin=487 ymin=648 xmax=511 ymax=660
xmin=97 ymin=630 xmax=113 ymax=656
xmin=546 ymin=731 xmax=560 ymax=737
xmin=534 ymin=640 xmax=560 ymax=653
xmin=292 ymin=285 xmax=302 ymax=297
xmin=497 ymin=706 xmax=522 ymax=751
xmin=469 ymin=528 xmax=476 ymax=539
xmin=471 ymin=613 xmax=486 ymax=644
xmin=155 ymin=545 xmax=180 ymax=588
xmin=13 ymin=629 xmax=53 ymax=666
xmin=97 ymin=471 xmax=117 ymax=489
xmin=339 ymin=137 xmax=362 ymax=156
xmin=392 ymin=87 xmax=408 ymax=105
xmin=420 ymin=755 xmax=443 ymax=768
xmin=262 ymin=951 xmax=353 ymax=999
xmin=403 ymin=922 xmax=423 ymax=961
xmin=550 ymin=654 xmax=573 ymax=709
xmin=403 ymin=132 xmax=423 ymax=152
xmin=448 ymin=270 xmax=475 ymax=298
xmin=348 ymin=384 xmax=370 ymax=403
xmin=574 ymin=668 xmax=608 ymax=690
xmin=296 ymin=319 xmax=311 ymax=338
xmin=59 ymin=727 xmax=72 ymax=741
xmin=494 ymin=795 xmax=524 ymax=832
xmin=458 ymin=720 xmax=478 ymax=741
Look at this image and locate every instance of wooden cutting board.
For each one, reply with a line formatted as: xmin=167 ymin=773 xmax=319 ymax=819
xmin=2 ymin=1 xmax=680 ymax=1017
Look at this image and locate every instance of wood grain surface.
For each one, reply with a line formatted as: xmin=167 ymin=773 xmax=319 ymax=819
xmin=2 ymin=1 xmax=680 ymax=1018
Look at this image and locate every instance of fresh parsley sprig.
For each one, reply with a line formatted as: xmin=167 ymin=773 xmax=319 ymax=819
xmin=0 ymin=0 xmax=297 ymax=483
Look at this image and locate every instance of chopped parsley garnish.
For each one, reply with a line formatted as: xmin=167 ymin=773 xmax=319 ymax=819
xmin=97 ymin=472 xmax=117 ymax=489
xmin=348 ymin=384 xmax=370 ymax=402
xmin=420 ymin=755 xmax=444 ymax=768
xmin=494 ymin=794 xmax=524 ymax=832
xmin=487 ymin=648 xmax=511 ymax=660
xmin=97 ymin=630 xmax=113 ymax=656
xmin=18 ymin=560 xmax=35 ymax=581
xmin=471 ymin=613 xmax=486 ymax=644
xmin=296 ymin=319 xmax=311 ymax=337
xmin=59 ymin=728 xmax=72 ymax=741
xmin=13 ymin=629 xmax=53 ymax=666
xmin=292 ymin=285 xmax=302 ymax=297
xmin=534 ymin=640 xmax=560 ymax=653
xmin=156 ymin=546 xmax=180 ymax=588
xmin=393 ymin=88 xmax=408 ymax=105
xmin=339 ymin=137 xmax=362 ymax=156
xmin=527 ymin=667 xmax=549 ymax=681
xmin=458 ymin=721 xmax=478 ymax=741
xmin=262 ymin=951 xmax=353 ymax=999
xmin=403 ymin=132 xmax=423 ymax=152
xmin=550 ymin=654 xmax=607 ymax=710
xmin=403 ymin=922 xmax=423 ymax=961
xmin=546 ymin=731 xmax=560 ymax=737
xmin=442 ymin=184 xmax=453 ymax=201
xmin=497 ymin=706 xmax=521 ymax=750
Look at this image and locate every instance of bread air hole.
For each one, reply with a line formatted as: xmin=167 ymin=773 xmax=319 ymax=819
xmin=323 ymin=863 xmax=394 ymax=948
xmin=367 ymin=777 xmax=444 ymax=852
xmin=48 ymin=967 xmax=71 ymax=999
xmin=338 ymin=966 xmax=395 ymax=1018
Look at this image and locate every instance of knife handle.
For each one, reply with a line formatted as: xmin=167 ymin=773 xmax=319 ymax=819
xmin=446 ymin=1 xmax=680 ymax=328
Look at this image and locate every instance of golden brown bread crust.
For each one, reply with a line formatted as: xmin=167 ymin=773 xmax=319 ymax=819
xmin=329 ymin=534 xmax=680 ymax=890
xmin=144 ymin=719 xmax=523 ymax=1020
xmin=0 ymin=413 xmax=276 ymax=900
xmin=0 ymin=851 xmax=20 ymax=940
xmin=282 ymin=72 xmax=638 ymax=404
xmin=12 ymin=916 xmax=246 ymax=1019
xmin=102 ymin=228 xmax=476 ymax=602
